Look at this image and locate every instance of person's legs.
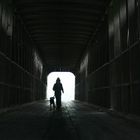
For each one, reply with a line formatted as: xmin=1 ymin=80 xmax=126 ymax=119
xmin=59 ymin=95 xmax=61 ymax=107
xmin=55 ymin=96 xmax=59 ymax=109
xmin=55 ymin=92 xmax=62 ymax=110
xmin=56 ymin=95 xmax=61 ymax=109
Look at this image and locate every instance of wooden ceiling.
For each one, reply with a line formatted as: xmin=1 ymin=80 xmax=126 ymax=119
xmin=14 ymin=0 xmax=111 ymax=72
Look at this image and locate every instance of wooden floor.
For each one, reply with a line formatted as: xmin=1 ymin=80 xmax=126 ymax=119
xmin=0 ymin=100 xmax=140 ymax=140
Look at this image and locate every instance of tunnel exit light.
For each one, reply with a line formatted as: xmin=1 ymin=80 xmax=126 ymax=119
xmin=46 ymin=72 xmax=75 ymax=101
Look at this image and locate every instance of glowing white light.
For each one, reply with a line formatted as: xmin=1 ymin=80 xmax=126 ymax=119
xmin=46 ymin=72 xmax=75 ymax=101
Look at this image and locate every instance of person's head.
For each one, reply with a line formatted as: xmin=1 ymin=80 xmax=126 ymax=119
xmin=56 ymin=77 xmax=60 ymax=83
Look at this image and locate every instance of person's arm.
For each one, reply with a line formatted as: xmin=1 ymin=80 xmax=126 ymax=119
xmin=61 ymin=84 xmax=64 ymax=93
xmin=53 ymin=84 xmax=55 ymax=91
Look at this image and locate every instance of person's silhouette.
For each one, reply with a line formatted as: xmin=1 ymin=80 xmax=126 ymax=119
xmin=53 ymin=78 xmax=64 ymax=109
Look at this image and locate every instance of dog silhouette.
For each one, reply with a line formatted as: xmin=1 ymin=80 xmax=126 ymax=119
xmin=50 ymin=97 xmax=55 ymax=110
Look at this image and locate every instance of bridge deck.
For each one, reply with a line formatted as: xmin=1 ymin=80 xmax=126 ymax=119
xmin=0 ymin=100 xmax=140 ymax=140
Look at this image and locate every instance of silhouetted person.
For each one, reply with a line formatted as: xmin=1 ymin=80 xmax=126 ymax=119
xmin=53 ymin=78 xmax=64 ymax=109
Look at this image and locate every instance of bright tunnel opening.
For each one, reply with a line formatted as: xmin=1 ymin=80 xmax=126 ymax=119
xmin=46 ymin=72 xmax=75 ymax=101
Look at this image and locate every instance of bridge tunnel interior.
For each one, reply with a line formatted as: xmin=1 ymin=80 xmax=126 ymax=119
xmin=0 ymin=0 xmax=140 ymax=117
